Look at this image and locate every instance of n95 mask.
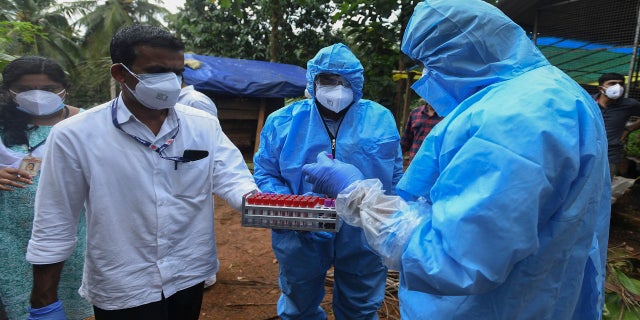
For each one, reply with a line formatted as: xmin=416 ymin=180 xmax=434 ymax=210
xmin=13 ymin=90 xmax=65 ymax=116
xmin=316 ymin=85 xmax=353 ymax=113
xmin=121 ymin=64 xmax=181 ymax=110
xmin=604 ymin=84 xmax=623 ymax=99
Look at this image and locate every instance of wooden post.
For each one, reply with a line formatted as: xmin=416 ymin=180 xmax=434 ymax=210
xmin=254 ymin=99 xmax=266 ymax=155
xmin=401 ymin=72 xmax=418 ymax=132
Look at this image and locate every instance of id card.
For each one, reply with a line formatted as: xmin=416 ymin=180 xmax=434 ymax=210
xmin=20 ymin=155 xmax=42 ymax=176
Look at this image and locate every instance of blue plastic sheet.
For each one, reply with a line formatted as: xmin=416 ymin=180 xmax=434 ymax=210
xmin=183 ymin=53 xmax=307 ymax=98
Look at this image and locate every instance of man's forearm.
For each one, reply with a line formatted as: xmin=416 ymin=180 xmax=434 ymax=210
xmin=627 ymin=119 xmax=640 ymax=132
xmin=30 ymin=262 xmax=64 ymax=308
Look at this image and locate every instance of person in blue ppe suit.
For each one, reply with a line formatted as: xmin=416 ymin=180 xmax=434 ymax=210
xmin=302 ymin=1 xmax=611 ymax=319
xmin=253 ymin=43 xmax=404 ymax=320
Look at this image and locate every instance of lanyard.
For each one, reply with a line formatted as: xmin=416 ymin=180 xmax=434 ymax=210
xmin=27 ymin=139 xmax=47 ymax=154
xmin=26 ymin=106 xmax=70 ymax=154
xmin=110 ymin=99 xmax=179 ymax=156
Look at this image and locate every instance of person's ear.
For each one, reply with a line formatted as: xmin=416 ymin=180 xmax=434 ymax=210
xmin=110 ymin=64 xmax=127 ymax=83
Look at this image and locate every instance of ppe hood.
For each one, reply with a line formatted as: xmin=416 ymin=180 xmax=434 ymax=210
xmin=401 ymin=0 xmax=549 ymax=116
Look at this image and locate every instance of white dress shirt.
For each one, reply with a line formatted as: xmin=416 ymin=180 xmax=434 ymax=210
xmin=178 ymin=85 xmax=218 ymax=117
xmin=27 ymin=96 xmax=257 ymax=310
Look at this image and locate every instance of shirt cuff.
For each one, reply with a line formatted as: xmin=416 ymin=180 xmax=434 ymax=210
xmin=26 ymin=238 xmax=77 ymax=264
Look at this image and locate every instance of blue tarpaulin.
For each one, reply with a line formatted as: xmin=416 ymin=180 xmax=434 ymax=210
xmin=183 ymin=53 xmax=307 ymax=98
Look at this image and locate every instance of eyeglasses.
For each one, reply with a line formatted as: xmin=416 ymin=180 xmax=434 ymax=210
xmin=315 ymin=75 xmax=351 ymax=88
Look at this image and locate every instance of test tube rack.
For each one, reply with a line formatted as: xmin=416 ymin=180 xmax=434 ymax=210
xmin=241 ymin=193 xmax=340 ymax=232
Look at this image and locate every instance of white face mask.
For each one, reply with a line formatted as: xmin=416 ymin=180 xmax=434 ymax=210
xmin=121 ymin=64 xmax=181 ymax=110
xmin=604 ymin=83 xmax=624 ymax=99
xmin=13 ymin=89 xmax=65 ymax=116
xmin=315 ymin=85 xmax=353 ymax=113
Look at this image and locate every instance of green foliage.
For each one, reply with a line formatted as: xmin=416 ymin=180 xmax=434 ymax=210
xmin=1 ymin=0 xmax=83 ymax=70
xmin=604 ymin=247 xmax=640 ymax=319
xmin=0 ymin=21 xmax=44 ymax=47
xmin=60 ymin=0 xmax=171 ymax=107
xmin=0 ymin=21 xmax=42 ymax=72
xmin=75 ymin=0 xmax=169 ymax=58
xmin=68 ymin=57 xmax=113 ymax=109
xmin=604 ymin=293 xmax=640 ymax=320
xmin=626 ymin=130 xmax=640 ymax=158
xmin=169 ymin=0 xmax=421 ymax=122
xmin=170 ymin=0 xmax=343 ymax=67
xmin=334 ymin=0 xmax=420 ymax=119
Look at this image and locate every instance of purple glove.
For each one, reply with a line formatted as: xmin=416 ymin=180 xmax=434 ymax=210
xmin=28 ymin=300 xmax=66 ymax=320
xmin=302 ymin=152 xmax=364 ymax=198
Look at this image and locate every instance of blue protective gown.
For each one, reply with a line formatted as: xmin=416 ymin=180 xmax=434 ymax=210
xmin=394 ymin=0 xmax=611 ymax=319
xmin=253 ymin=43 xmax=404 ymax=320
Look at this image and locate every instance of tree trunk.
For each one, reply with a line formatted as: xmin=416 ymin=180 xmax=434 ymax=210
xmin=268 ymin=0 xmax=282 ymax=62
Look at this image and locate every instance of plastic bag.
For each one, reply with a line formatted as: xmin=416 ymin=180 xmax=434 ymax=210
xmin=337 ymin=179 xmax=429 ymax=270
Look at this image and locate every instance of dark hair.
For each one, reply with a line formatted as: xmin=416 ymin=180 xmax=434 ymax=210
xmin=0 ymin=56 xmax=69 ymax=147
xmin=598 ymin=73 xmax=625 ymax=86
xmin=110 ymin=25 xmax=185 ymax=68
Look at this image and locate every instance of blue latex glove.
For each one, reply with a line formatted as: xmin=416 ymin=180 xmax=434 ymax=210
xmin=302 ymin=152 xmax=364 ymax=198
xmin=28 ymin=300 xmax=66 ymax=320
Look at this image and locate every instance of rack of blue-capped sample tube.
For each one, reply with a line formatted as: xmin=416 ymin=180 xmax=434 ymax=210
xmin=241 ymin=193 xmax=340 ymax=232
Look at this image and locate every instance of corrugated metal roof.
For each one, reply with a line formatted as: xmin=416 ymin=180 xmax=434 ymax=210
xmin=536 ymin=36 xmax=635 ymax=84
xmin=498 ymin=0 xmax=640 ymax=87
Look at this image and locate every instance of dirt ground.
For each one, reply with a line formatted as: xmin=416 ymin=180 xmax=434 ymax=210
xmin=200 ymin=196 xmax=281 ymax=320
xmin=203 ymin=180 xmax=640 ymax=320
xmin=201 ymin=196 xmax=401 ymax=320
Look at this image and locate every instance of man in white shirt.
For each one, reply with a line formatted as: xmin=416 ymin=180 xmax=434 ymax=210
xmin=26 ymin=25 xmax=258 ymax=320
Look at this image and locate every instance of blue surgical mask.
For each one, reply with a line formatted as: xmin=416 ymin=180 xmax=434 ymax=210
xmin=120 ymin=64 xmax=181 ymax=110
xmin=315 ymin=85 xmax=353 ymax=113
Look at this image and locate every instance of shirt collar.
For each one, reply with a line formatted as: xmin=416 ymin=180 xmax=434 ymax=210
xmin=114 ymin=94 xmax=179 ymax=128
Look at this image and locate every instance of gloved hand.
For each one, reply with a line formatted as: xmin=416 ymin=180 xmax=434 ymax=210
xmin=302 ymin=152 xmax=364 ymax=198
xmin=302 ymin=191 xmax=323 ymax=197
xmin=28 ymin=300 xmax=66 ymax=320
xmin=335 ymin=179 xmax=430 ymax=271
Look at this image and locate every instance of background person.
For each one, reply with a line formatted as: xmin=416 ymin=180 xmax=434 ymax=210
xmin=400 ymin=98 xmax=443 ymax=165
xmin=179 ymin=76 xmax=218 ymax=117
xmin=594 ymin=72 xmax=640 ymax=178
xmin=0 ymin=56 xmax=92 ymax=320
xmin=26 ymin=25 xmax=257 ymax=320
xmin=253 ymin=43 xmax=403 ymax=320
xmin=302 ymin=1 xmax=610 ymax=319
